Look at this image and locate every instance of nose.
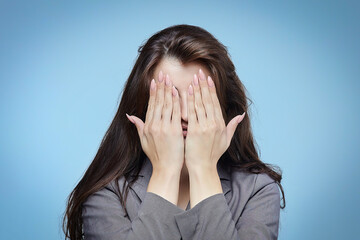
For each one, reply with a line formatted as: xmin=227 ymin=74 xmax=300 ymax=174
xmin=179 ymin=92 xmax=188 ymax=123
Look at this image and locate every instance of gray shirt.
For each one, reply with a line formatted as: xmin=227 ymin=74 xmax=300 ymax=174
xmin=82 ymin=157 xmax=281 ymax=240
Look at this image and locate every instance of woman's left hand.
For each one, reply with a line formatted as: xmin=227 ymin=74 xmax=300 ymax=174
xmin=184 ymin=68 xmax=246 ymax=171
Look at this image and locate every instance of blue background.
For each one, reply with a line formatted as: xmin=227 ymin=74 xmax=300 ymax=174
xmin=1 ymin=1 xmax=359 ymax=239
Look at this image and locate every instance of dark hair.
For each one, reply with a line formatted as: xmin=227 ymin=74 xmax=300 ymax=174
xmin=62 ymin=24 xmax=286 ymax=240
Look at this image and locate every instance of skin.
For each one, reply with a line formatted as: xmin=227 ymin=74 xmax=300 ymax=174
xmin=127 ymin=57 xmax=246 ymax=209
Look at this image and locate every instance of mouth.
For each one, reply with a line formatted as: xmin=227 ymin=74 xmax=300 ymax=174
xmin=182 ymin=129 xmax=187 ymax=138
xmin=182 ymin=125 xmax=187 ymax=138
xmin=181 ymin=122 xmax=188 ymax=138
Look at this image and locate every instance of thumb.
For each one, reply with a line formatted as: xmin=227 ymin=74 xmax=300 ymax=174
xmin=226 ymin=112 xmax=246 ymax=147
xmin=126 ymin=113 xmax=144 ymax=137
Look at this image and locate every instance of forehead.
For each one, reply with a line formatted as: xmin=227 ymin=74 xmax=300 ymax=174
xmin=152 ymin=57 xmax=211 ymax=88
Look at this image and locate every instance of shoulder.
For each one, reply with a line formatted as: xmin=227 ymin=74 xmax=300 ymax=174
xmin=230 ymin=169 xmax=279 ymax=199
xmin=228 ymin=169 xmax=281 ymax=239
xmin=83 ymin=176 xmax=129 ymax=209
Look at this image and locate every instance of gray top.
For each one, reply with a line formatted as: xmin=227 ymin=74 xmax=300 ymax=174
xmin=82 ymin=157 xmax=281 ymax=240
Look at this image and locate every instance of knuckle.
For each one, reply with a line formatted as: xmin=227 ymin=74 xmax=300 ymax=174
xmin=173 ymin=97 xmax=179 ymax=104
xmin=159 ymin=123 xmax=170 ymax=133
xmin=191 ymin=127 xmax=199 ymax=134
xmin=156 ymin=92 xmax=164 ymax=99
xmin=173 ymin=129 xmax=182 ymax=136
xmin=205 ymin=102 xmax=212 ymax=110
xmin=195 ymin=94 xmax=202 ymax=101
xmin=200 ymin=125 xmax=207 ymax=134
xmin=198 ymin=121 xmax=217 ymax=133
xmin=149 ymin=124 xmax=159 ymax=134
xmin=155 ymin=97 xmax=162 ymax=105
xmin=163 ymin=101 xmax=171 ymax=110
xmin=157 ymin=85 xmax=164 ymax=92
xmin=209 ymin=121 xmax=217 ymax=130
xmin=143 ymin=125 xmax=149 ymax=134
xmin=211 ymin=121 xmax=221 ymax=132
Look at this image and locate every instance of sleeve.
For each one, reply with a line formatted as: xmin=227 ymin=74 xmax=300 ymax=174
xmin=82 ymin=186 xmax=185 ymax=240
xmin=173 ymin=175 xmax=281 ymax=240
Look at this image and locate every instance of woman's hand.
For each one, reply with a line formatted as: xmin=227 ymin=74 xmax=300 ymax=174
xmin=126 ymin=71 xmax=184 ymax=174
xmin=185 ymin=68 xmax=246 ymax=171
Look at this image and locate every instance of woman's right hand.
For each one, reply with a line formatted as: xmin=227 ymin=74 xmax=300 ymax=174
xmin=126 ymin=70 xmax=184 ymax=174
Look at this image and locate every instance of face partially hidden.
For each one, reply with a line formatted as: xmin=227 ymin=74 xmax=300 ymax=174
xmin=152 ymin=57 xmax=213 ymax=138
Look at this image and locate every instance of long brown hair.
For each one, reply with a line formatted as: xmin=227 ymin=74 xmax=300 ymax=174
xmin=62 ymin=24 xmax=286 ymax=240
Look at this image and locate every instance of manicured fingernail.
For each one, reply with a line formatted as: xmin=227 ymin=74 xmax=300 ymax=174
xmin=126 ymin=113 xmax=135 ymax=123
xmin=207 ymin=76 xmax=214 ymax=87
xmin=238 ymin=112 xmax=246 ymax=123
xmin=172 ymin=86 xmax=177 ymax=96
xmin=193 ymin=74 xmax=199 ymax=86
xmin=199 ymin=68 xmax=205 ymax=80
xmin=150 ymin=79 xmax=156 ymax=91
xmin=188 ymin=85 xmax=194 ymax=95
xmin=158 ymin=71 xmax=163 ymax=82
xmin=165 ymin=74 xmax=171 ymax=86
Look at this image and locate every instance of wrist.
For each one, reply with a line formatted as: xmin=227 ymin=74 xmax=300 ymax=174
xmin=187 ymin=163 xmax=223 ymax=207
xmin=185 ymin=159 xmax=217 ymax=174
xmin=152 ymin=157 xmax=183 ymax=174
xmin=152 ymin=167 xmax=181 ymax=179
xmin=187 ymin=164 xmax=218 ymax=179
xmin=147 ymin=168 xmax=181 ymax=205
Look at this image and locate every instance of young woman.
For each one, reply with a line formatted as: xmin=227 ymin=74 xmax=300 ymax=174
xmin=63 ymin=24 xmax=286 ymax=240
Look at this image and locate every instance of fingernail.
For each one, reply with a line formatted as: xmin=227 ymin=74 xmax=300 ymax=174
xmin=172 ymin=85 xmax=177 ymax=96
xmin=193 ymin=74 xmax=199 ymax=86
xmin=150 ymin=79 xmax=156 ymax=91
xmin=165 ymin=74 xmax=171 ymax=86
xmin=207 ymin=76 xmax=214 ymax=87
xmin=126 ymin=113 xmax=135 ymax=123
xmin=188 ymin=85 xmax=194 ymax=95
xmin=238 ymin=112 xmax=246 ymax=123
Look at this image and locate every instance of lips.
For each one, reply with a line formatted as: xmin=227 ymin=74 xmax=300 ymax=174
xmin=182 ymin=124 xmax=188 ymax=137
xmin=182 ymin=129 xmax=187 ymax=137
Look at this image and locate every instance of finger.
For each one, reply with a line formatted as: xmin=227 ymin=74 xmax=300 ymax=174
xmin=193 ymin=73 xmax=206 ymax=125
xmin=145 ymin=79 xmax=156 ymax=123
xmin=226 ymin=112 xmax=246 ymax=147
xmin=127 ymin=114 xmax=145 ymax=138
xmin=171 ymin=86 xmax=181 ymax=125
xmin=162 ymin=74 xmax=173 ymax=123
xmin=153 ymin=70 xmax=165 ymax=122
xmin=207 ymin=76 xmax=224 ymax=124
xmin=198 ymin=68 xmax=214 ymax=120
xmin=187 ymin=84 xmax=197 ymax=128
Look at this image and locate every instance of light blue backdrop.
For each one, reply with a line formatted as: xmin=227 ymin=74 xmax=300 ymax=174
xmin=1 ymin=1 xmax=359 ymax=239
